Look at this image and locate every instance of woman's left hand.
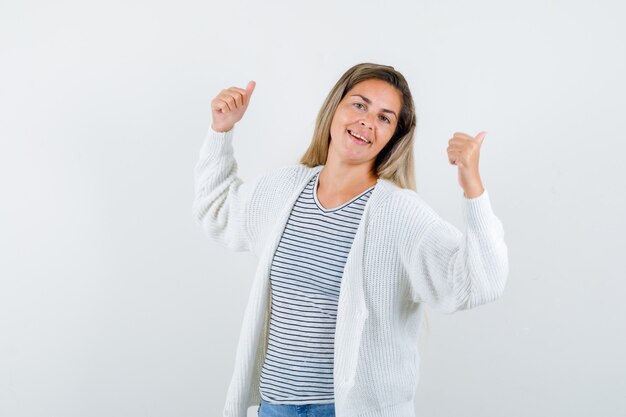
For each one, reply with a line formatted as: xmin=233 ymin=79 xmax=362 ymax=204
xmin=447 ymin=131 xmax=487 ymax=198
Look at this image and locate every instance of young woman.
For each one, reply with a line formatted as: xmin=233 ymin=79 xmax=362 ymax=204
xmin=193 ymin=63 xmax=508 ymax=417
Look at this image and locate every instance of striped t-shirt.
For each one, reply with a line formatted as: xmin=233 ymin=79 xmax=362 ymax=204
xmin=258 ymin=171 xmax=375 ymax=404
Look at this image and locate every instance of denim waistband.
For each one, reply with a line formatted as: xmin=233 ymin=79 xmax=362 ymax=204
xmin=258 ymin=398 xmax=335 ymax=417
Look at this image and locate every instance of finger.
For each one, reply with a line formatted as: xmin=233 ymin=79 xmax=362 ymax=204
xmin=447 ymin=145 xmax=466 ymax=156
xmin=228 ymin=86 xmax=247 ymax=94
xmin=449 ymin=137 xmax=476 ymax=148
xmin=449 ymin=137 xmax=469 ymax=145
xmin=449 ymin=142 xmax=478 ymax=155
xmin=213 ymin=97 xmax=233 ymax=113
xmin=227 ymin=87 xmax=247 ymax=106
xmin=211 ymin=98 xmax=226 ymax=113
xmin=453 ymin=132 xmax=472 ymax=140
xmin=246 ymin=80 xmax=256 ymax=99
xmin=448 ymin=154 xmax=464 ymax=167
xmin=449 ymin=157 xmax=464 ymax=168
xmin=475 ymin=131 xmax=487 ymax=144
xmin=221 ymin=90 xmax=244 ymax=109
xmin=231 ymin=82 xmax=255 ymax=107
xmin=448 ymin=150 xmax=463 ymax=162
xmin=448 ymin=151 xmax=459 ymax=164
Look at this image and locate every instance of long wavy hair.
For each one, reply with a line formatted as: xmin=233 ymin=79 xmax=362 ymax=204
xmin=299 ymin=62 xmax=417 ymax=191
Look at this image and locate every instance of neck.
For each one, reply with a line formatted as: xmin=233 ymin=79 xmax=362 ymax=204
xmin=318 ymin=155 xmax=378 ymax=193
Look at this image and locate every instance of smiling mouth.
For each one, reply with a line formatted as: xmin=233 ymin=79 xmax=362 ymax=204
xmin=348 ymin=130 xmax=371 ymax=144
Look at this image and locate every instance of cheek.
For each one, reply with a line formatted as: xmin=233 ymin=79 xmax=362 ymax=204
xmin=328 ymin=116 xmax=338 ymax=134
xmin=330 ymin=110 xmax=345 ymax=128
xmin=381 ymin=126 xmax=396 ymax=141
xmin=329 ymin=115 xmax=345 ymax=142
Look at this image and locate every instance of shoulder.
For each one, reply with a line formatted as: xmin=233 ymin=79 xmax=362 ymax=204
xmin=251 ymin=163 xmax=321 ymax=200
xmin=266 ymin=163 xmax=319 ymax=179
xmin=261 ymin=163 xmax=320 ymax=185
xmin=243 ymin=163 xmax=320 ymax=250
xmin=364 ymin=181 xmax=446 ymax=256
xmin=373 ymin=180 xmax=441 ymax=227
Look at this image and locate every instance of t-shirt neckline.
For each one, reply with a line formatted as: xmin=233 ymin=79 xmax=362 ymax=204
xmin=312 ymin=172 xmax=376 ymax=213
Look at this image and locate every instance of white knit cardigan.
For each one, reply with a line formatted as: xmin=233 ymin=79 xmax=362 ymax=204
xmin=193 ymin=127 xmax=509 ymax=417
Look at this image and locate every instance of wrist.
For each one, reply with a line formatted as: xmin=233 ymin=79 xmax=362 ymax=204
xmin=211 ymin=123 xmax=233 ymax=133
xmin=463 ymin=184 xmax=485 ymax=199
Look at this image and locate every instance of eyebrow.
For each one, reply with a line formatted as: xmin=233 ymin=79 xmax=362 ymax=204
xmin=350 ymin=94 xmax=398 ymax=119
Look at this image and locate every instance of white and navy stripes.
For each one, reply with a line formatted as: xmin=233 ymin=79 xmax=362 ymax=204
xmin=258 ymin=172 xmax=375 ymax=404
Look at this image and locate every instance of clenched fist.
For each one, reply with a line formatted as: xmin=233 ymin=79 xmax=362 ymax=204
xmin=211 ymin=80 xmax=256 ymax=133
xmin=447 ymin=131 xmax=487 ymax=198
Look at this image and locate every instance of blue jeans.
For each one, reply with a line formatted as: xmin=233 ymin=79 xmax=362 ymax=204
xmin=258 ymin=398 xmax=336 ymax=417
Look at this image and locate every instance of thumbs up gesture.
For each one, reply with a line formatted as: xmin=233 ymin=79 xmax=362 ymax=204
xmin=211 ymin=80 xmax=256 ymax=133
xmin=447 ymin=131 xmax=487 ymax=198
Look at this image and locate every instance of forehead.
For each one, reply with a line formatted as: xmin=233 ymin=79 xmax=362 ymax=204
xmin=346 ymin=79 xmax=402 ymax=111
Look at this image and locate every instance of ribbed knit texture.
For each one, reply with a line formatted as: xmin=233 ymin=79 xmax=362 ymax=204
xmin=259 ymin=172 xmax=373 ymax=404
xmin=193 ymin=127 xmax=509 ymax=417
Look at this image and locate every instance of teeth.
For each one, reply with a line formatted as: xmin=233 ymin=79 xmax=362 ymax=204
xmin=349 ymin=130 xmax=370 ymax=143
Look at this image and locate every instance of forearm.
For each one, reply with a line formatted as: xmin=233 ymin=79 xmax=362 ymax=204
xmin=192 ymin=126 xmax=254 ymax=252
xmin=408 ymin=189 xmax=509 ymax=313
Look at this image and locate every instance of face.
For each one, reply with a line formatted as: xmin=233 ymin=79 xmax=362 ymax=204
xmin=328 ymin=78 xmax=402 ymax=171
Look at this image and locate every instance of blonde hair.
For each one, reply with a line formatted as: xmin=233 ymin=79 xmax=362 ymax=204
xmin=299 ymin=63 xmax=431 ymax=336
xmin=299 ymin=62 xmax=417 ymax=191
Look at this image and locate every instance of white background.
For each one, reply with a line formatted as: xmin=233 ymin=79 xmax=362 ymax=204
xmin=1 ymin=0 xmax=625 ymax=416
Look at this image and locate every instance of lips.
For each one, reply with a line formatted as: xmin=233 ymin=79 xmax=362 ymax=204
xmin=348 ymin=129 xmax=371 ymax=144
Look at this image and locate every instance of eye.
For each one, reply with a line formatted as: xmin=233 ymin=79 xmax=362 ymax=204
xmin=353 ymin=102 xmax=365 ymax=110
xmin=379 ymin=115 xmax=391 ymax=124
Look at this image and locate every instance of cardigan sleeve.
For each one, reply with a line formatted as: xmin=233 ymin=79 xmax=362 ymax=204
xmin=406 ymin=189 xmax=509 ymax=314
xmin=192 ymin=126 xmax=260 ymax=252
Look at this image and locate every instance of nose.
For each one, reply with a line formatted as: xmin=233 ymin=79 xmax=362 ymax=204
xmin=359 ymin=117 xmax=374 ymax=130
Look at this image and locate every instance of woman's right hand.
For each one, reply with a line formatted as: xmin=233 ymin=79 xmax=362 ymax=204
xmin=210 ymin=80 xmax=256 ymax=132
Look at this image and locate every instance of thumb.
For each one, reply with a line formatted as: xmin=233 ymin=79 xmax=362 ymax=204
xmin=246 ymin=80 xmax=256 ymax=99
xmin=475 ymin=131 xmax=487 ymax=144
